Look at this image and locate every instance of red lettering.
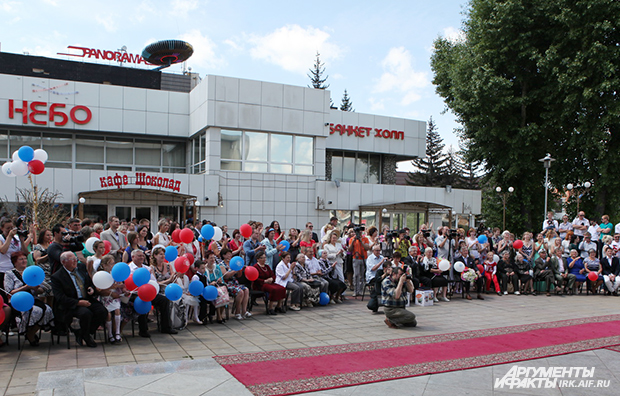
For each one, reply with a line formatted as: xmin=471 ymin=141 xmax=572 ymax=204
xmin=145 ymin=175 xmax=151 ymax=185
xmin=375 ymin=128 xmax=383 ymax=138
xmin=394 ymin=131 xmax=404 ymax=140
xmin=121 ymin=53 xmax=129 ymax=63
xmin=70 ymin=105 xmax=92 ymax=124
xmin=8 ymin=100 xmax=28 ymax=124
xmin=122 ymin=175 xmax=128 ymax=185
xmin=106 ymin=176 xmax=113 ymax=186
xmin=104 ymin=50 xmax=115 ymax=61
xmin=156 ymin=177 xmax=163 ymax=187
xmin=167 ymin=179 xmax=174 ymax=189
xmin=49 ymin=103 xmax=69 ymax=126
xmin=382 ymin=130 xmax=390 ymax=139
xmin=100 ymin=177 xmax=108 ymax=188
xmin=29 ymin=101 xmax=47 ymax=125
xmin=174 ymin=180 xmax=181 ymax=192
xmin=136 ymin=172 xmax=145 ymax=185
xmin=329 ymin=123 xmax=335 ymax=134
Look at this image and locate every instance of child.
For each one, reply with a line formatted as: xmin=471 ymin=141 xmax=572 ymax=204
xmin=483 ymin=251 xmax=501 ymax=295
xmin=98 ymin=255 xmax=127 ymax=343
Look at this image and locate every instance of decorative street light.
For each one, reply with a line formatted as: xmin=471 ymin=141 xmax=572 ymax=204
xmin=496 ymin=186 xmax=514 ymax=230
xmin=539 ymin=154 xmax=555 ymax=220
xmin=566 ymin=182 xmax=592 ymax=213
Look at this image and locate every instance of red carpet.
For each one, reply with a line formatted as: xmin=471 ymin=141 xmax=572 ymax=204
xmin=214 ymin=315 xmax=620 ymax=396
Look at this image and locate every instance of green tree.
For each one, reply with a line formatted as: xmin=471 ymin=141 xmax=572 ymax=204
xmin=407 ymin=117 xmax=448 ymax=187
xmin=340 ymin=89 xmax=354 ymax=111
xmin=431 ymin=0 xmax=620 ymax=233
xmin=308 ymin=51 xmax=329 ymax=89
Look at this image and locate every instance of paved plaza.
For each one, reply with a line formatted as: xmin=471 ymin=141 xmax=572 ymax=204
xmin=1 ymin=292 xmax=619 ymax=396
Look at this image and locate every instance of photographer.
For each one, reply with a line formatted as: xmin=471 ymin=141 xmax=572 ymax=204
xmin=48 ymin=224 xmax=86 ymax=274
xmin=347 ymin=225 xmax=370 ymax=297
xmin=1 ymin=217 xmax=33 ymax=286
xmin=381 ymin=266 xmax=416 ymax=328
xmin=436 ymin=226 xmax=456 ymax=260
xmin=367 ymin=260 xmax=392 ymax=313
xmin=396 ymin=229 xmax=411 ymax=258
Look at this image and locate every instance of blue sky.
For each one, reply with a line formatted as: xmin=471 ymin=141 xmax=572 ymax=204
xmin=0 ymin=0 xmax=470 ymax=171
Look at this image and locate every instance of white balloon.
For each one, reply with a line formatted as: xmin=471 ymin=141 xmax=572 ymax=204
xmin=2 ymin=162 xmax=16 ymax=177
xmin=12 ymin=151 xmax=19 ymax=161
xmin=454 ymin=262 xmax=466 ymax=272
xmin=438 ymin=259 xmax=451 ymax=272
xmin=213 ymin=226 xmax=223 ymax=241
xmin=148 ymin=280 xmax=160 ymax=294
xmin=85 ymin=237 xmax=100 ymax=254
xmin=493 ymin=254 xmax=500 ymax=263
xmin=10 ymin=160 xmax=29 ymax=176
xmin=93 ymin=271 xmax=114 ymax=289
xmin=33 ymin=149 xmax=48 ymax=163
xmin=153 ymin=244 xmax=165 ymax=251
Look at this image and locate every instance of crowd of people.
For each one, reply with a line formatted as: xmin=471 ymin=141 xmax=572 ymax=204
xmin=1 ymin=209 xmax=619 ymax=346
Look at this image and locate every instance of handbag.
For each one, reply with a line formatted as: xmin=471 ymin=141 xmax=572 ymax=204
xmin=214 ymin=285 xmax=230 ymax=308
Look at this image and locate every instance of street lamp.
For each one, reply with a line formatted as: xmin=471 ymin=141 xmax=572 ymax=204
xmin=539 ymin=154 xmax=555 ymax=220
xmin=566 ymin=182 xmax=592 ymax=213
xmin=496 ymin=186 xmax=514 ymax=230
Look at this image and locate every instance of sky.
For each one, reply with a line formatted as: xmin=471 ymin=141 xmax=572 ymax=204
xmin=0 ymin=0 xmax=470 ymax=172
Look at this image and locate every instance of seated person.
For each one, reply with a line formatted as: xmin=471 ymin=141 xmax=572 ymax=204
xmin=51 ymin=251 xmax=107 ymax=347
xmin=275 ymin=252 xmax=303 ymax=311
xmin=551 ymin=246 xmax=576 ymax=294
xmin=483 ymin=251 xmax=501 ymax=295
xmin=317 ymin=250 xmax=347 ymax=303
xmin=304 ymin=247 xmax=329 ymax=294
xmin=601 ymin=246 xmax=620 ymax=295
xmin=534 ymin=249 xmax=558 ymax=296
xmin=497 ymin=251 xmax=520 ymax=295
xmin=420 ymin=247 xmax=449 ymax=302
xmin=219 ymin=248 xmax=250 ymax=320
xmin=514 ymin=253 xmax=533 ymax=294
xmin=567 ymin=249 xmax=586 ymax=292
xmin=583 ymin=248 xmax=603 ymax=294
xmin=402 ymin=246 xmax=422 ymax=289
xmin=381 ymin=266 xmax=416 ymax=329
xmin=4 ymin=252 xmax=54 ymax=346
xmin=253 ymin=251 xmax=286 ymax=315
xmin=294 ymin=253 xmax=321 ymax=306
xmin=455 ymin=246 xmax=484 ymax=300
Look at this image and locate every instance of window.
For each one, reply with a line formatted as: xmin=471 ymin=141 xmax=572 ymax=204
xmin=330 ymin=151 xmax=382 ymax=184
xmin=219 ymin=130 xmax=314 ymax=174
xmin=43 ymin=132 xmax=72 ymax=168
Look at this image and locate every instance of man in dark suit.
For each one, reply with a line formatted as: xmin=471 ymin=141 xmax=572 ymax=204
xmin=51 ymin=251 xmax=107 ymax=347
xmin=601 ymin=246 xmax=620 ymax=295
xmin=402 ymin=245 xmax=422 ymax=289
xmin=535 ymin=249 xmax=559 ymax=296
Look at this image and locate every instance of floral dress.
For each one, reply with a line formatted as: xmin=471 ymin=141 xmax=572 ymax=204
xmin=4 ymin=270 xmax=54 ymax=333
xmin=153 ymin=263 xmax=186 ymax=330
xmin=218 ymin=260 xmax=247 ymax=298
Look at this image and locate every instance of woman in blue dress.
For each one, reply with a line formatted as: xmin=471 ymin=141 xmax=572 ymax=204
xmin=567 ymin=248 xmax=586 ymax=293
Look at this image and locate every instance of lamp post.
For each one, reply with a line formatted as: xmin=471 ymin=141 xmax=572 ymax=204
xmin=496 ymin=186 xmax=514 ymax=230
xmin=566 ymin=182 xmax=592 ymax=213
xmin=539 ymin=154 xmax=555 ymax=220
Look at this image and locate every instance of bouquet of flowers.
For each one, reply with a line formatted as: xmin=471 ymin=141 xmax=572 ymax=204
xmin=461 ymin=268 xmax=477 ymax=284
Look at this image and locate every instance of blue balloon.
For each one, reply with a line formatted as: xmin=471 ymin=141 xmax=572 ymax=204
xmin=319 ymin=292 xmax=330 ymax=306
xmin=18 ymin=146 xmax=35 ymax=162
xmin=23 ymin=265 xmax=45 ymax=287
xmin=133 ymin=297 xmax=151 ymax=314
xmin=111 ymin=262 xmax=130 ymax=282
xmin=230 ymin=256 xmax=244 ymax=271
xmin=11 ymin=291 xmax=35 ymax=312
xmin=198 ymin=235 xmax=204 ymax=242
xmin=201 ymin=224 xmax=214 ymax=240
xmin=477 ymin=235 xmax=488 ymax=244
xmin=165 ymin=283 xmax=183 ymax=301
xmin=202 ymin=285 xmax=218 ymax=301
xmin=188 ymin=280 xmax=204 ymax=296
xmin=279 ymin=240 xmax=290 ymax=252
xmin=165 ymin=246 xmax=178 ymax=262
xmin=133 ymin=267 xmax=151 ymax=287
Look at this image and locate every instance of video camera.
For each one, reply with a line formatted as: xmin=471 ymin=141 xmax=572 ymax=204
xmin=350 ymin=224 xmax=365 ymax=238
xmin=62 ymin=231 xmax=84 ymax=252
xmin=447 ymin=229 xmax=458 ymax=239
xmin=16 ymin=229 xmax=30 ymax=238
xmin=420 ymin=229 xmax=431 ymax=238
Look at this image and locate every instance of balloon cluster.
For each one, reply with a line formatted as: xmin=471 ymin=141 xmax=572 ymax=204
xmin=2 ymin=146 xmax=48 ymax=177
xmin=9 ymin=266 xmax=47 ymax=313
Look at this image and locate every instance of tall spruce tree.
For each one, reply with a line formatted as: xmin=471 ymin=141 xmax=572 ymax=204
xmin=308 ymin=52 xmax=329 ymax=89
xmin=443 ymin=145 xmax=464 ymax=187
xmin=407 ymin=116 xmax=448 ymax=186
xmin=340 ymin=89 xmax=354 ymax=111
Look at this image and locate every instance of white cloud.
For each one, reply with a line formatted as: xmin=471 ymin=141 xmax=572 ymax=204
xmin=179 ymin=29 xmax=225 ymax=70
xmin=442 ymin=26 xmax=465 ymax=43
xmin=0 ymin=1 xmax=20 ymax=12
xmin=374 ymin=47 xmax=429 ymax=105
xmin=41 ymin=0 xmax=58 ymax=6
xmin=223 ymin=38 xmax=243 ymax=53
xmin=96 ymin=15 xmax=118 ymax=33
xmin=247 ymin=24 xmax=343 ymax=75
xmin=368 ymin=98 xmax=385 ymax=111
xmin=171 ymin=0 xmax=199 ymax=17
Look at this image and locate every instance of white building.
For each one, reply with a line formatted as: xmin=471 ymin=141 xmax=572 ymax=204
xmin=0 ymin=52 xmax=480 ymax=232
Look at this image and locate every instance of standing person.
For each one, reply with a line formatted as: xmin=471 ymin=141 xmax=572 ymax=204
xmin=466 ymin=229 xmax=481 ymax=259
xmin=228 ymin=229 xmax=244 ymax=257
xmin=347 ymin=227 xmax=370 ymax=297
xmin=100 ymin=216 xmax=128 ymax=263
xmin=323 ymin=231 xmax=345 ymax=282
xmin=320 ymin=217 xmax=339 ymax=241
xmin=542 ymin=212 xmax=559 ymax=234
xmin=572 ymin=211 xmax=589 ymax=242
xmin=305 ymin=222 xmax=319 ymax=243
xmin=244 ymin=230 xmax=265 ymax=266
xmin=435 ymin=227 xmax=454 ymax=261
xmin=286 ymin=228 xmax=302 ymax=264
xmin=152 ymin=219 xmax=171 ymax=247
xmin=0 ymin=217 xmax=31 ymax=286
xmin=262 ymin=228 xmax=284 ymax=269
xmin=381 ymin=266 xmax=416 ymax=329
xmin=558 ymin=215 xmax=573 ymax=240
xmin=598 ymin=215 xmax=614 ymax=258
xmin=578 ymin=232 xmax=597 ymax=259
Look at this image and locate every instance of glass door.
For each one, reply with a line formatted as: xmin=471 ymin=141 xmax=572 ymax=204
xmin=111 ymin=205 xmax=155 ymax=226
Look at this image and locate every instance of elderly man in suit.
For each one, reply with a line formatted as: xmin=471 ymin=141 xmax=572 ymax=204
xmin=601 ymin=246 xmax=620 ymax=295
xmin=535 ymin=249 xmax=560 ymax=296
xmin=51 ymin=251 xmax=107 ymax=347
xmin=551 ymin=246 xmax=576 ymax=294
xmin=100 ymin=216 xmax=128 ymax=263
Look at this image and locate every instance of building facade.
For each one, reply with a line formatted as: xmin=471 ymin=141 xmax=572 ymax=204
xmin=0 ymin=52 xmax=481 ymax=232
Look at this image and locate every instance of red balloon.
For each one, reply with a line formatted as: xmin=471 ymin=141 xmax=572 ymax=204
xmin=513 ymin=240 xmax=524 ymax=249
xmin=171 ymin=229 xmax=182 ymax=243
xmin=103 ymin=240 xmax=112 ymax=255
xmin=0 ymin=308 xmax=5 ymax=326
xmin=93 ymin=233 xmax=100 ymax=239
xmin=184 ymin=253 xmax=195 ymax=265
xmin=180 ymin=228 xmax=194 ymax=244
xmin=245 ymin=266 xmax=259 ymax=281
xmin=28 ymin=159 xmax=45 ymax=175
xmin=587 ymin=271 xmax=599 ymax=282
xmin=240 ymin=224 xmax=252 ymax=238
xmin=477 ymin=264 xmax=485 ymax=274
xmin=0 ymin=294 xmax=4 ymax=306
xmin=174 ymin=257 xmax=190 ymax=273
xmin=125 ymin=274 xmax=137 ymax=291
xmin=138 ymin=284 xmax=157 ymax=302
